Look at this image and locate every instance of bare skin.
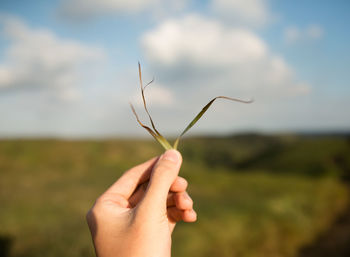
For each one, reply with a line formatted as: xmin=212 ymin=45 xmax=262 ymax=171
xmin=86 ymin=149 xmax=196 ymax=257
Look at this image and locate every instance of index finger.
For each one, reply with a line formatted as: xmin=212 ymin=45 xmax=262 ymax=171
xmin=103 ymin=156 xmax=159 ymax=199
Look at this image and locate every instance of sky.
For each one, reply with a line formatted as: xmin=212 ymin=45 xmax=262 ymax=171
xmin=0 ymin=0 xmax=349 ymax=138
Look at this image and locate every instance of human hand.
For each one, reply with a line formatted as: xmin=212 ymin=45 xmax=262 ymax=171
xmin=86 ymin=149 xmax=197 ymax=257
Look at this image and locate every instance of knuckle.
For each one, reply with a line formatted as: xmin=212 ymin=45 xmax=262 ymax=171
xmin=94 ymin=196 xmax=104 ymax=206
xmin=87 ymin=197 xmax=104 ymax=216
xmin=184 ymin=193 xmax=193 ymax=202
xmin=187 ymin=199 xmax=194 ymax=209
xmin=85 ymin=208 xmax=96 ymax=228
xmin=85 ymin=209 xmax=92 ymax=222
xmin=175 ymin=192 xmax=193 ymax=209
xmin=175 ymin=195 xmax=182 ymax=207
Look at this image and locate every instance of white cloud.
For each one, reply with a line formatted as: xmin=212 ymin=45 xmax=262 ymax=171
xmin=284 ymin=24 xmax=324 ymax=44
xmin=284 ymin=26 xmax=300 ymax=43
xmin=142 ymin=15 xmax=309 ymax=98
xmin=142 ymin=15 xmax=266 ymax=67
xmin=58 ymin=0 xmax=189 ymax=20
xmin=210 ymin=0 xmax=272 ymax=26
xmin=58 ymin=87 xmax=81 ymax=102
xmin=0 ymin=17 xmax=105 ymax=100
xmin=139 ymin=15 xmax=313 ymax=135
xmin=306 ymin=24 xmax=324 ymax=39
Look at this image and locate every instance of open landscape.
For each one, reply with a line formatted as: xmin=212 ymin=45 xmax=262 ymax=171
xmin=1 ymin=1 xmax=349 ymax=257
xmin=1 ymin=133 xmax=350 ymax=257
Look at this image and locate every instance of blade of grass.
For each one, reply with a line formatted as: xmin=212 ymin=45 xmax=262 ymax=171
xmin=173 ymin=96 xmax=253 ymax=149
xmin=130 ymin=103 xmax=172 ymax=150
xmin=144 ymin=77 xmax=154 ymax=91
xmin=138 ymin=62 xmax=163 ymax=137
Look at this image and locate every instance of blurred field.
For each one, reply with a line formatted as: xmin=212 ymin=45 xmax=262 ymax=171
xmin=1 ymin=134 xmax=350 ymax=257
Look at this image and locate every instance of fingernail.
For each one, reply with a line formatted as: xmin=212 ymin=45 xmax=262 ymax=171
xmin=184 ymin=192 xmax=192 ymax=201
xmin=162 ymin=149 xmax=181 ymax=163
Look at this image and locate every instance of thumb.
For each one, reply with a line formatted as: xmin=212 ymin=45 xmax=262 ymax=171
xmin=141 ymin=149 xmax=182 ymax=209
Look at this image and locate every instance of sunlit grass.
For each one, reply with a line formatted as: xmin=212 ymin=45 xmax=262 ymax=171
xmin=0 ymin=136 xmax=349 ymax=257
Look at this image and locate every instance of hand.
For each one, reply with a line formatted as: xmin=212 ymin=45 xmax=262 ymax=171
xmin=86 ymin=149 xmax=197 ymax=257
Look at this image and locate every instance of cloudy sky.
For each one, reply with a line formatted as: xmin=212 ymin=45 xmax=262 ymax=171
xmin=0 ymin=0 xmax=349 ymax=138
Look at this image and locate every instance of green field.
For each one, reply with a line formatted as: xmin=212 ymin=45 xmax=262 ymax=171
xmin=1 ymin=134 xmax=350 ymax=257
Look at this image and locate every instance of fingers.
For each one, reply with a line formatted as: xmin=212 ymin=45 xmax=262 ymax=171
xmin=170 ymin=176 xmax=188 ymax=192
xmin=103 ymin=157 xmax=159 ymax=199
xmin=167 ymin=191 xmax=196 ymax=225
xmin=129 ymin=176 xmax=188 ymax=208
xmin=141 ymin=150 xmax=182 ymax=209
xmin=131 ymin=179 xmax=194 ymax=212
xmin=167 ymin=191 xmax=193 ymax=210
xmin=167 ymin=207 xmax=197 ymax=223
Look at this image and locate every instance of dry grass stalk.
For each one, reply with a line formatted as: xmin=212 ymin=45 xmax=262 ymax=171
xmin=130 ymin=63 xmax=253 ymax=150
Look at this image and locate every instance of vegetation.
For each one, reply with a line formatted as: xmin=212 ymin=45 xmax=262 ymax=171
xmin=0 ymin=134 xmax=349 ymax=257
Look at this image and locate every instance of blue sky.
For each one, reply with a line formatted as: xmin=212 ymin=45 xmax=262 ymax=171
xmin=0 ymin=0 xmax=349 ymax=137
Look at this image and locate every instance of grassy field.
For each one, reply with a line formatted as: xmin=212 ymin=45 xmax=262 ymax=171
xmin=0 ymin=134 xmax=350 ymax=257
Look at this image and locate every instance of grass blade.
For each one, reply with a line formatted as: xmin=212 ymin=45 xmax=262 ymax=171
xmin=130 ymin=103 xmax=172 ymax=150
xmin=138 ymin=62 xmax=162 ymax=137
xmin=173 ymin=96 xmax=253 ymax=149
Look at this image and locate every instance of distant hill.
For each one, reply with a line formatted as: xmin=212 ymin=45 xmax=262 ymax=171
xmin=180 ymin=133 xmax=350 ymax=179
